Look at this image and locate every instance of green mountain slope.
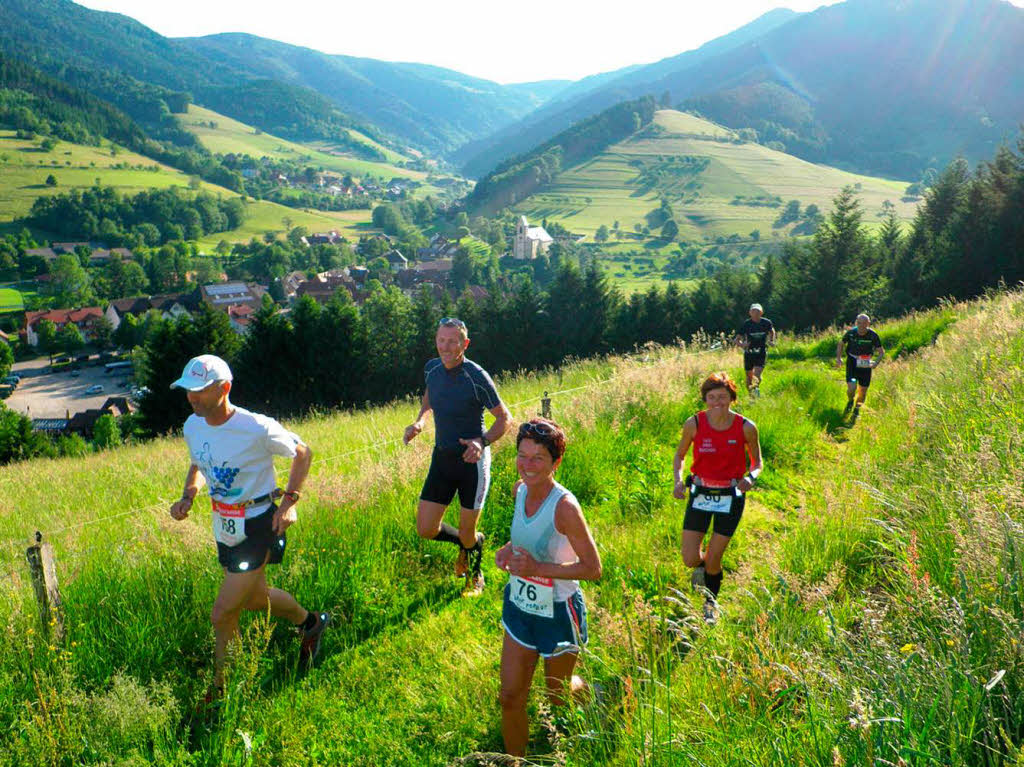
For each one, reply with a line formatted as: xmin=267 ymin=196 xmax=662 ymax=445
xmin=0 ymin=0 xmax=543 ymax=157
xmin=508 ymin=110 xmax=915 ymax=242
xmin=178 ymin=33 xmax=550 ymax=155
xmin=455 ymin=8 xmax=800 ymax=177
xmin=461 ymin=0 xmax=1024 ymax=179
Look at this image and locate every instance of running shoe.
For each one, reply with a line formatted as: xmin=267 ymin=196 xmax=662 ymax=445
xmin=455 ymin=532 xmax=485 ymax=578
xmin=690 ymin=564 xmax=706 ymax=591
xmin=843 ymin=400 xmax=854 ymax=415
xmin=702 ymin=598 xmax=718 ymax=625
xmin=464 ymin=571 xmax=486 ymax=597
xmin=298 ymin=611 xmax=331 ymax=665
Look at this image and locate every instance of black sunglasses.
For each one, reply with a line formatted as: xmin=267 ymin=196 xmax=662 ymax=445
xmin=438 ymin=317 xmax=466 ymax=329
xmin=518 ymin=421 xmax=555 ymax=438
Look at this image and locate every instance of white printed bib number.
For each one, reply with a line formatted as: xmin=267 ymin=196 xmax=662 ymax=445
xmin=856 ymin=355 xmax=873 ymax=368
xmin=212 ymin=501 xmax=247 ymax=547
xmin=692 ymin=491 xmax=733 ymax=514
xmin=510 ymin=575 xmax=554 ymax=618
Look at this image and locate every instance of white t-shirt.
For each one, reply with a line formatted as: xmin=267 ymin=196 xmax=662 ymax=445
xmin=184 ymin=406 xmax=302 ymax=518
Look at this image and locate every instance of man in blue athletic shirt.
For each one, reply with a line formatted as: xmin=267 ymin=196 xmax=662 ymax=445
xmin=403 ymin=318 xmax=512 ymax=594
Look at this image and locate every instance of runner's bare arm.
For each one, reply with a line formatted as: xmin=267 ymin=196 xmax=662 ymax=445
xmin=835 ymin=336 xmax=846 ymax=366
xmin=273 ymin=443 xmax=313 ymax=535
xmin=672 ymin=417 xmax=697 ymax=498
xmin=404 ymin=390 xmax=431 ymax=444
xmin=484 ymin=401 xmax=512 ymax=445
xmin=736 ymin=421 xmax=763 ymax=493
xmin=170 ymin=462 xmax=203 ymax=520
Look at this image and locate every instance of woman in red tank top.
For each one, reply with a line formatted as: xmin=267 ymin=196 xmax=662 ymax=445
xmin=672 ymin=372 xmax=763 ymax=623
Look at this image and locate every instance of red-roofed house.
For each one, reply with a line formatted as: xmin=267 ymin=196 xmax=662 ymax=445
xmin=227 ymin=303 xmax=257 ymax=334
xmin=24 ymin=307 xmax=104 ymax=346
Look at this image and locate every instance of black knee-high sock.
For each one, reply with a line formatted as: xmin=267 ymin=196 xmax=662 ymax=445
xmin=705 ymin=570 xmax=723 ymax=598
xmin=432 ymin=522 xmax=462 ymax=546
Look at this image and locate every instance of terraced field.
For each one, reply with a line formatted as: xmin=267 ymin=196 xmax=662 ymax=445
xmin=514 ymin=109 xmax=916 ymax=241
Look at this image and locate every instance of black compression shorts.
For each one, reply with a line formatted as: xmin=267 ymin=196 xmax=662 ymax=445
xmin=744 ymin=352 xmax=767 ymax=371
xmin=683 ymin=486 xmax=746 ymax=538
xmin=846 ymin=357 xmax=873 ymax=388
xmin=420 ymin=446 xmax=492 ymax=511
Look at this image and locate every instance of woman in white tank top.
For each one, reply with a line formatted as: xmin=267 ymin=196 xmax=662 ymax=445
xmin=495 ymin=418 xmax=602 ymax=758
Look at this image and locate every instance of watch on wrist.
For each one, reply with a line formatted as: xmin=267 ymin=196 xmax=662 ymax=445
xmin=479 ymin=435 xmax=489 ymax=448
xmin=282 ymin=490 xmax=301 ymax=502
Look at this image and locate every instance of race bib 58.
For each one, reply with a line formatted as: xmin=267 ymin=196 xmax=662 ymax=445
xmin=212 ymin=500 xmax=247 ymax=547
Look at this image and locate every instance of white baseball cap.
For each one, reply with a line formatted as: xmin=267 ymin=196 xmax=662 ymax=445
xmin=170 ymin=354 xmax=233 ymax=391
xmin=749 ymin=303 xmax=764 ymax=312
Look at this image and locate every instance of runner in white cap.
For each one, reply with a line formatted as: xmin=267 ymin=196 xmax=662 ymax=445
xmin=167 ymin=354 xmax=329 ymax=694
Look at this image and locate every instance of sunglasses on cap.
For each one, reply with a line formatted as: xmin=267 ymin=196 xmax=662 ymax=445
xmin=438 ymin=317 xmax=467 ymax=329
xmin=518 ymin=421 xmax=555 ymax=438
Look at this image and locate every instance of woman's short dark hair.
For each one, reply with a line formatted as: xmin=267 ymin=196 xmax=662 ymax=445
xmin=700 ymin=371 xmax=738 ymax=402
xmin=516 ymin=417 xmax=567 ymax=461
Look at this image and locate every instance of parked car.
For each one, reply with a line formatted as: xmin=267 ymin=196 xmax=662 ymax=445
xmin=2 ymin=375 xmax=19 ymax=385
xmin=85 ymin=384 xmax=103 ymax=394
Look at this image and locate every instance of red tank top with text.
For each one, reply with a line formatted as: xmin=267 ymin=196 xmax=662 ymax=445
xmin=689 ymin=411 xmax=749 ymax=483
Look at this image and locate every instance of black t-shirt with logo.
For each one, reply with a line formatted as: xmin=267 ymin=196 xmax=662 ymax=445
xmin=842 ymin=328 xmax=882 ymax=357
xmin=739 ymin=318 xmax=774 ymax=356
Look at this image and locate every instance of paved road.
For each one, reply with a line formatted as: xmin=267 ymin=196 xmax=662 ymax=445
xmin=6 ymin=358 xmax=133 ymax=419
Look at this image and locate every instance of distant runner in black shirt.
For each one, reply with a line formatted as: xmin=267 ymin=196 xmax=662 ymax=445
xmin=733 ymin=303 xmax=776 ymax=396
xmin=835 ymin=313 xmax=885 ymax=413
xmin=404 ymin=317 xmax=511 ymax=595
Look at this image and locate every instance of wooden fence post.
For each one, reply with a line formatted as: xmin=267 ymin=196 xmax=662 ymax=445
xmin=26 ymin=532 xmax=64 ymax=643
xmin=541 ymin=391 xmax=551 ymax=419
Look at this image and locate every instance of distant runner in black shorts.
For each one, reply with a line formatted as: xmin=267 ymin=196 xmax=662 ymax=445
xmin=835 ymin=313 xmax=885 ymax=413
xmin=734 ymin=303 xmax=775 ymax=395
xmin=404 ymin=318 xmax=511 ymax=595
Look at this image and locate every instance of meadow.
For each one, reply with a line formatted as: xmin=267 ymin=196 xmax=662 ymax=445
xmin=0 ymin=292 xmax=1021 ymax=765
xmin=0 ymin=129 xmax=388 ymax=249
xmin=179 ymin=105 xmax=425 ymax=182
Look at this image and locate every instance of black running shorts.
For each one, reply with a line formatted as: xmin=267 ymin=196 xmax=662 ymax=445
xmin=744 ymin=352 xmax=767 ymax=371
xmin=216 ymin=504 xmax=286 ymax=573
xmin=420 ymin=446 xmax=491 ymax=511
xmin=846 ymin=357 xmax=873 ymax=388
xmin=682 ymin=486 xmax=746 ymax=538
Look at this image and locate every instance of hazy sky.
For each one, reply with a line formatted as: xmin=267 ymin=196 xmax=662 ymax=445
xmin=72 ymin=0 xmax=856 ymax=83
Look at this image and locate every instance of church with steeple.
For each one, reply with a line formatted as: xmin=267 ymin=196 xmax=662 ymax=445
xmin=512 ymin=215 xmax=553 ymax=260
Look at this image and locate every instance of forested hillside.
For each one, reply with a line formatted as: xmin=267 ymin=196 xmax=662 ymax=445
xmin=459 ymin=0 xmax=1024 ymax=179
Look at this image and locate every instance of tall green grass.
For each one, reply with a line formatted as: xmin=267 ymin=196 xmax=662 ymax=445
xmin=3 ymin=296 xmax=1022 ymax=765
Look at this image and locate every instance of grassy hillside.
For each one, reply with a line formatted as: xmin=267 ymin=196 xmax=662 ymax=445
xmin=0 ymin=130 xmax=222 ymax=222
xmin=0 ymin=128 xmax=385 ymax=246
xmin=3 ymin=290 xmax=1022 ymax=765
xmin=179 ymin=105 xmax=421 ymax=178
xmin=514 ymin=110 xmax=915 ymax=243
